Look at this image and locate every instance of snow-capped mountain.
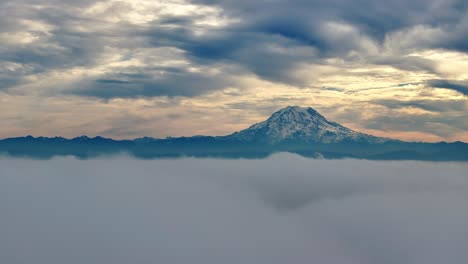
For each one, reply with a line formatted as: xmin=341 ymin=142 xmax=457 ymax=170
xmin=227 ymin=106 xmax=391 ymax=144
xmin=1 ymin=106 xmax=467 ymax=160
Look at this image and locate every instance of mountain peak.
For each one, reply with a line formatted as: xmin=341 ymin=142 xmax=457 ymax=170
xmin=281 ymin=105 xmax=315 ymax=111
xmin=268 ymin=106 xmax=325 ymax=124
xmin=228 ymin=106 xmax=389 ymax=144
xmin=276 ymin=106 xmax=319 ymax=114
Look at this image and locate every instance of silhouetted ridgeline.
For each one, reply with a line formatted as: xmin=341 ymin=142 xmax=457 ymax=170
xmin=1 ymin=107 xmax=467 ymax=161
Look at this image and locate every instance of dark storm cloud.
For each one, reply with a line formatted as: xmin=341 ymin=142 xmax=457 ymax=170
xmin=427 ymin=79 xmax=468 ymax=96
xmin=0 ymin=155 xmax=467 ymax=264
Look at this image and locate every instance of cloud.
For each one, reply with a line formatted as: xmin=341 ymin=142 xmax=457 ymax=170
xmin=370 ymin=55 xmax=438 ymax=74
xmin=142 ymin=20 xmax=319 ymax=85
xmin=0 ymin=0 xmax=238 ymax=97
xmin=0 ymin=155 xmax=467 ymax=264
xmin=3 ymin=0 xmax=468 ymax=97
xmin=427 ymin=79 xmax=468 ymax=95
xmin=375 ymin=99 xmax=467 ymax=112
xmin=363 ymin=113 xmax=468 ymax=139
xmin=0 ymin=0 xmax=467 ymax=141
xmin=194 ymin=0 xmax=468 ymax=53
xmin=67 ymin=68 xmax=238 ymax=98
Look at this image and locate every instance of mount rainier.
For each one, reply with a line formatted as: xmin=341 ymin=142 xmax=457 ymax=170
xmin=0 ymin=106 xmax=466 ymax=161
xmin=226 ymin=106 xmax=391 ymax=144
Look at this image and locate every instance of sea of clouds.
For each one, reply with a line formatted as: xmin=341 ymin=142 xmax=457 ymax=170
xmin=1 ymin=153 xmax=467 ymax=264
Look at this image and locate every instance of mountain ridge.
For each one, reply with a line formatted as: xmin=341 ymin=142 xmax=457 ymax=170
xmin=0 ymin=106 xmax=466 ymax=161
xmin=5 ymin=106 xmax=460 ymax=144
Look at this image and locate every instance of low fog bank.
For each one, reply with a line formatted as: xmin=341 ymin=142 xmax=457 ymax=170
xmin=1 ymin=154 xmax=467 ymax=264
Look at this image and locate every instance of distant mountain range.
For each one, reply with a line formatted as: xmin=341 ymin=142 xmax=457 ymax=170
xmin=1 ymin=106 xmax=467 ymax=161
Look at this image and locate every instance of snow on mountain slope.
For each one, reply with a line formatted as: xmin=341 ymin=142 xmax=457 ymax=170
xmin=227 ymin=106 xmax=391 ymax=144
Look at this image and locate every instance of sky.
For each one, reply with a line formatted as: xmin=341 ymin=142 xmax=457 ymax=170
xmin=1 ymin=154 xmax=468 ymax=264
xmin=0 ymin=0 xmax=467 ymax=142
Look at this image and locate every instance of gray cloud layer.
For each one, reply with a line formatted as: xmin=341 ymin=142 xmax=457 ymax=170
xmin=69 ymin=69 xmax=237 ymax=98
xmin=1 ymin=154 xmax=467 ymax=264
xmin=427 ymin=79 xmax=468 ymax=95
xmin=2 ymin=0 xmax=468 ymax=98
